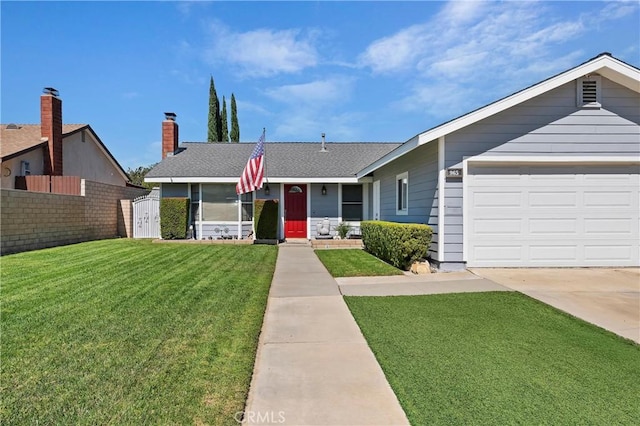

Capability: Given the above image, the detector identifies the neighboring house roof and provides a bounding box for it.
[0,123,131,183]
[0,124,85,159]
[146,142,402,182]
[357,52,640,177]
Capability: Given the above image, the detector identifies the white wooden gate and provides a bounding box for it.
[133,188,160,238]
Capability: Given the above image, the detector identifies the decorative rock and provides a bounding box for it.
[411,261,431,275]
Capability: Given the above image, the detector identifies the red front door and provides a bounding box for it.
[284,184,307,238]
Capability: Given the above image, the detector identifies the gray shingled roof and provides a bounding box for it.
[147,142,403,178]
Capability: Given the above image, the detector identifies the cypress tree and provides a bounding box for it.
[230,93,240,142]
[220,96,229,142]
[207,76,221,142]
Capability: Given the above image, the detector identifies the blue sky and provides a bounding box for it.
[2,1,639,170]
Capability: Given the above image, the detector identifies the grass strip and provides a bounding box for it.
[345,292,640,425]
[1,239,277,425]
[314,249,403,277]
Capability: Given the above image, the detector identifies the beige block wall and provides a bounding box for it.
[1,181,148,255]
[119,199,133,238]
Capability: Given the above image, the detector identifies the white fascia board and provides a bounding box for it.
[595,58,640,92]
[145,176,367,183]
[356,136,419,177]
[467,155,640,164]
[271,177,364,183]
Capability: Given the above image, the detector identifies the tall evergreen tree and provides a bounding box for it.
[230,93,240,143]
[220,96,229,142]
[207,76,221,142]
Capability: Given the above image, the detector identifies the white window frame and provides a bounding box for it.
[396,172,409,215]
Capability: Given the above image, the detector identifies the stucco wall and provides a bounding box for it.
[63,130,127,186]
[1,148,45,189]
[1,180,148,255]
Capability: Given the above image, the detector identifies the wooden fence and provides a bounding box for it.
[15,175,81,195]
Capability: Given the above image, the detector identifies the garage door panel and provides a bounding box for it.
[583,191,632,207]
[472,191,522,207]
[529,191,577,207]
[472,218,521,234]
[584,218,633,235]
[584,245,634,261]
[529,218,577,234]
[473,245,523,262]
[530,245,577,262]
[467,164,639,267]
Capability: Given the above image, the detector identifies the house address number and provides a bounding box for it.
[447,168,463,178]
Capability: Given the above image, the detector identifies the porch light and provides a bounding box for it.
[321,185,327,196]
[264,183,270,195]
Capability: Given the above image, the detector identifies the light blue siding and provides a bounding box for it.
[371,142,439,258]
[310,184,338,217]
[441,77,640,265]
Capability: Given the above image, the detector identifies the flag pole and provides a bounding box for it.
[262,127,268,188]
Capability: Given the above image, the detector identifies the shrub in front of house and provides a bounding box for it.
[361,221,432,270]
[254,199,279,239]
[160,197,190,239]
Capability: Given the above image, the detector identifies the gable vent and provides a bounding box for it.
[581,80,598,103]
[577,75,601,108]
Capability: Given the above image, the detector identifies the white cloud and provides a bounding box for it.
[273,110,365,141]
[204,21,319,77]
[264,77,354,105]
[596,0,639,21]
[360,0,637,120]
[358,24,429,74]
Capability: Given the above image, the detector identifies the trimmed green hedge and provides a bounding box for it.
[254,199,279,239]
[361,221,432,270]
[160,197,189,239]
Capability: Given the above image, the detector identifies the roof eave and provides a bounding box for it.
[145,176,369,184]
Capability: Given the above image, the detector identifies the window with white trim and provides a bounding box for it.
[577,76,601,108]
[396,172,408,215]
[202,184,238,221]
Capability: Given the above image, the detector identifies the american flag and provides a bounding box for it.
[236,130,265,195]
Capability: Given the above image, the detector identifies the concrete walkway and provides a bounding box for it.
[243,246,410,426]
[337,270,513,296]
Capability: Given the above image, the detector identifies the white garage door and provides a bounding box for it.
[467,164,639,267]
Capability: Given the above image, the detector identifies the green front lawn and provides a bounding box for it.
[345,292,640,425]
[1,240,277,425]
[314,249,403,277]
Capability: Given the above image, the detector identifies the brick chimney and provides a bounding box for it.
[41,87,63,175]
[162,112,179,159]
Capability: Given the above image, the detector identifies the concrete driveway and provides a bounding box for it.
[470,268,640,343]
